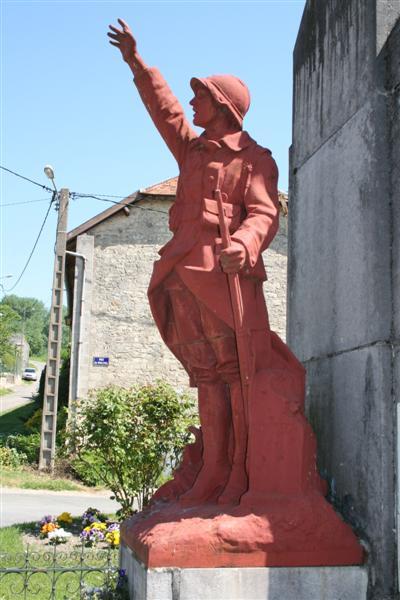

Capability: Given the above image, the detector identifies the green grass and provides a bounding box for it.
[30,354,47,363]
[0,524,25,553]
[0,387,13,396]
[1,467,97,492]
[0,402,37,435]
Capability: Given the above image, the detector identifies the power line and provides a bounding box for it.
[1,198,50,207]
[72,192,169,215]
[4,193,56,293]
[74,192,127,198]
[0,165,53,193]
[1,164,169,215]
[1,165,128,200]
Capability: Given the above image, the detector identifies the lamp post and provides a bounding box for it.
[0,275,13,294]
[39,165,69,471]
[44,165,58,193]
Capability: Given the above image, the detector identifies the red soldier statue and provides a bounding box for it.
[109,19,279,507]
[108,19,363,569]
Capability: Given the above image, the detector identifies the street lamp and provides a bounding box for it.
[44,164,58,193]
[0,274,13,293]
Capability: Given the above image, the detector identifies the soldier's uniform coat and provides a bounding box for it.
[134,67,280,384]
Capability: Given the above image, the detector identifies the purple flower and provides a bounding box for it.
[117,569,127,589]
[39,515,56,526]
[81,507,107,528]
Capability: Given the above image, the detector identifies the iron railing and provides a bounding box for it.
[0,545,123,599]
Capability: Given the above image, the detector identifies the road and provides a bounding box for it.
[1,488,120,527]
[0,361,45,413]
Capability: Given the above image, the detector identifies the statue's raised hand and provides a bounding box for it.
[108,19,137,63]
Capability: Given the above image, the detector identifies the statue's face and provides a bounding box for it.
[190,87,218,128]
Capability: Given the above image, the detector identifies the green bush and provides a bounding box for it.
[6,432,40,464]
[0,445,27,468]
[71,451,106,487]
[69,381,196,517]
[24,408,42,432]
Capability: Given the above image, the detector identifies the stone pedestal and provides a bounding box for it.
[120,543,368,600]
[121,494,363,569]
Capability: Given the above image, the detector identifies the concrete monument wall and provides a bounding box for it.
[288,2,400,599]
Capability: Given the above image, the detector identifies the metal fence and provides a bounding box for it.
[0,545,123,599]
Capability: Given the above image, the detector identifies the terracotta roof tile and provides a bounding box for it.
[141,176,178,196]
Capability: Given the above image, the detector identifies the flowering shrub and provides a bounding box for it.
[40,522,59,537]
[39,514,74,544]
[105,528,120,548]
[48,528,72,544]
[81,507,107,528]
[80,519,121,548]
[38,507,120,549]
[57,511,73,525]
[39,515,57,527]
[70,382,197,516]
[80,522,107,546]
[39,516,60,539]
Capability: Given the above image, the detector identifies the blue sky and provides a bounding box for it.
[1,0,305,307]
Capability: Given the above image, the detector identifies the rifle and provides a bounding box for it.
[214,184,251,421]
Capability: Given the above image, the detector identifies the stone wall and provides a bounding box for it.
[78,197,287,393]
[289,2,400,599]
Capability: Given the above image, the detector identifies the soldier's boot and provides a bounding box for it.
[218,380,248,505]
[179,381,231,507]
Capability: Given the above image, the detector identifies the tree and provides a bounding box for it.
[0,304,21,370]
[0,295,70,357]
[70,382,197,517]
[1,295,49,356]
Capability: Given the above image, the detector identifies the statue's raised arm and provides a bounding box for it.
[108,19,146,76]
[108,18,196,166]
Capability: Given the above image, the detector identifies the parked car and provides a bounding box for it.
[22,367,37,381]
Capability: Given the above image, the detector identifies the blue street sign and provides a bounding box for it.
[93,357,110,366]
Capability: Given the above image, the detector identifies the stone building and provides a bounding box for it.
[66,177,288,405]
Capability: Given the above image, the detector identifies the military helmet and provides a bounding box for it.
[190,74,251,127]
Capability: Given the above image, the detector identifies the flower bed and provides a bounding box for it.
[35,507,120,550]
[3,507,129,598]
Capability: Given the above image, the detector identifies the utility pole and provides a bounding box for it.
[39,188,69,471]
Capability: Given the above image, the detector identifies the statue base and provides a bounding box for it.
[121,492,363,568]
[120,542,368,600]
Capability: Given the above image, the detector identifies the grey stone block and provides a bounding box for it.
[121,544,173,599]
[288,96,391,362]
[292,0,376,166]
[376,0,400,55]
[388,22,400,340]
[304,345,395,597]
[120,544,368,600]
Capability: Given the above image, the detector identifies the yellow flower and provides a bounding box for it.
[105,531,120,547]
[57,512,73,524]
[91,522,107,530]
